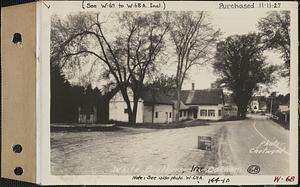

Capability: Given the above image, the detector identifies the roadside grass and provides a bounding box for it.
[270,119,289,130]
[50,123,121,132]
[50,116,248,132]
[112,119,210,129]
[217,116,249,122]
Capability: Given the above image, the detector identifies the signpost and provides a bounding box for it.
[198,136,212,151]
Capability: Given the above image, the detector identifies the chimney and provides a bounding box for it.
[192,83,195,90]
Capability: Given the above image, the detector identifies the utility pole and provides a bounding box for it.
[269,91,278,117]
[270,97,273,115]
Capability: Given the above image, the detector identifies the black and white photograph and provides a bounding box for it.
[45,1,297,183]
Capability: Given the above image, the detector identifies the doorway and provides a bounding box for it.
[193,110,198,119]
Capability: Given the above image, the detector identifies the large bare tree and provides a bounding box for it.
[257,11,290,77]
[169,12,220,121]
[51,12,169,124]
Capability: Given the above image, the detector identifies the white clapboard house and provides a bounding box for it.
[109,88,174,123]
[109,87,225,123]
[178,89,225,121]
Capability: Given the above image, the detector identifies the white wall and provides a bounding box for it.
[198,104,223,120]
[109,90,144,123]
[153,104,173,123]
[179,110,189,120]
[110,101,173,124]
[143,105,153,123]
[110,90,175,124]
[250,100,259,112]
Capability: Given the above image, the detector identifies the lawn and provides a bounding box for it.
[112,119,210,129]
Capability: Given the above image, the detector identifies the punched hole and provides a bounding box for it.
[12,33,22,44]
[14,167,23,176]
[12,144,22,153]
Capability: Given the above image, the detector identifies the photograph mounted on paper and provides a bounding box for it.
[41,1,297,184]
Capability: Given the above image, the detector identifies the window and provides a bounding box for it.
[155,112,158,118]
[208,110,215,117]
[169,112,172,118]
[124,108,128,113]
[180,111,182,117]
[200,110,207,116]
[218,109,222,116]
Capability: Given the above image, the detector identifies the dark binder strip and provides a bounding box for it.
[1,0,36,8]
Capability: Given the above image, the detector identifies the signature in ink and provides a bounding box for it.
[249,139,287,155]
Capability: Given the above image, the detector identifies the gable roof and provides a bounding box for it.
[181,89,224,105]
[111,87,224,106]
[140,89,174,105]
[172,100,189,110]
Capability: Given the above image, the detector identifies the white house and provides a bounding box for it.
[278,105,289,113]
[249,96,267,113]
[109,88,174,124]
[179,89,225,120]
[110,87,226,123]
[249,99,259,112]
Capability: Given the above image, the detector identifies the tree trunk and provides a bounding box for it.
[241,105,247,119]
[237,104,242,118]
[132,95,139,125]
[128,108,137,125]
[237,104,247,119]
[175,87,181,122]
[120,87,135,125]
[128,110,136,125]
[151,105,154,123]
[241,111,246,119]
[98,99,109,123]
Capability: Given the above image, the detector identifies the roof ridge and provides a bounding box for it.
[185,90,196,104]
[182,88,222,91]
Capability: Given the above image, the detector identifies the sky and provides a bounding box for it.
[178,10,290,95]
[52,9,290,95]
[157,10,289,95]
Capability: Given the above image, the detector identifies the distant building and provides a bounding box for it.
[250,99,260,113]
[249,96,267,113]
[78,105,97,123]
[278,105,289,113]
